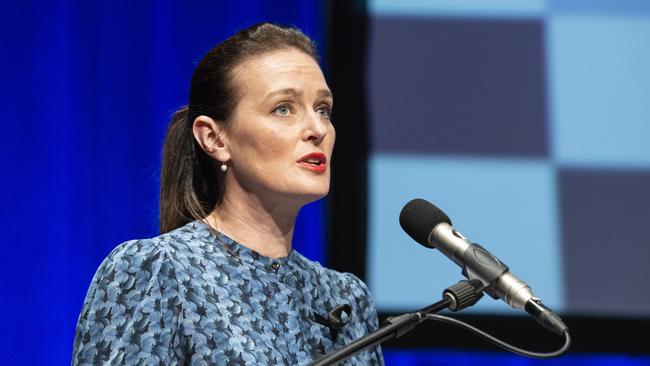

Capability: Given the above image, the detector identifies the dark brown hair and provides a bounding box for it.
[159,23,318,233]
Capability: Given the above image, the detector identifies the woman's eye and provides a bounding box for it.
[317,106,331,119]
[273,104,291,116]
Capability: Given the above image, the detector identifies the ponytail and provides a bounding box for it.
[159,106,219,233]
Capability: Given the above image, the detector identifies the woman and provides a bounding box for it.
[72,23,384,365]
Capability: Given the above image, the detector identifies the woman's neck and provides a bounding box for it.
[206,190,300,259]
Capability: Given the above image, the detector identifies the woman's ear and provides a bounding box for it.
[192,115,231,162]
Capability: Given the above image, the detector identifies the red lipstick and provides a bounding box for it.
[297,152,327,173]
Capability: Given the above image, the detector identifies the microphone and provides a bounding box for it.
[399,198,568,335]
[313,304,352,339]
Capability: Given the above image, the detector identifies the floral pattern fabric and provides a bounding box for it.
[72,220,384,365]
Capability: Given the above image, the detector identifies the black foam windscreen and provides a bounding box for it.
[399,198,452,248]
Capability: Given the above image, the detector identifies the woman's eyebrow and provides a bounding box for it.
[318,89,333,100]
[264,88,333,102]
[265,88,301,102]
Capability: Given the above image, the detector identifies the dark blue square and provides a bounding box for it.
[559,168,650,314]
[368,16,548,157]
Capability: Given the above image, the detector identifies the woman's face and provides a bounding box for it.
[223,48,335,206]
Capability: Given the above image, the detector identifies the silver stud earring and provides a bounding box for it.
[220,162,228,172]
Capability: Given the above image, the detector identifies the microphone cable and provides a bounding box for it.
[423,313,571,358]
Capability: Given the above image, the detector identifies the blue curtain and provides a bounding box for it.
[0,1,324,364]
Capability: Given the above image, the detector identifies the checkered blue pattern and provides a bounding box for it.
[366,0,650,316]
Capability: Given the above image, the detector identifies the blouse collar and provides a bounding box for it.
[192,219,296,271]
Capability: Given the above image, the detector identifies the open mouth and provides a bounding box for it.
[304,159,324,166]
[298,153,327,171]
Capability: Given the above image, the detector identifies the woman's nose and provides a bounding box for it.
[304,111,329,143]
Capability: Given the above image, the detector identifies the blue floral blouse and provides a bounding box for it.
[72,220,384,365]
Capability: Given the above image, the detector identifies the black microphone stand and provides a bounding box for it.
[308,279,484,366]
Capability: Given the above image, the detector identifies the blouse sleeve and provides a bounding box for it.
[72,239,185,365]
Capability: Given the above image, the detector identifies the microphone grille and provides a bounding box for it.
[399,198,452,248]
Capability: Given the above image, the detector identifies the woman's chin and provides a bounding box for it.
[289,186,329,205]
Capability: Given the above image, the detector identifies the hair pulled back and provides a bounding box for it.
[160,23,318,233]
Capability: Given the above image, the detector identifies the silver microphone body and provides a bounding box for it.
[428,222,534,310]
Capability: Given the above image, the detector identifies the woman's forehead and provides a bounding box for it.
[233,49,329,99]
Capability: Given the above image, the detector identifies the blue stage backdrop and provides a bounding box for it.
[0,1,325,364]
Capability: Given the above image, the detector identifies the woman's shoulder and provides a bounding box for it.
[76,221,212,327]
[292,252,373,298]
[291,252,380,338]
[102,220,216,267]
[78,221,213,303]
[73,224,204,364]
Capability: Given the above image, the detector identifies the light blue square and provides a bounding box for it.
[367,154,563,314]
[547,0,650,15]
[547,16,650,167]
[368,0,545,18]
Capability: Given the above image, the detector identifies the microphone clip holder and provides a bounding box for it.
[307,279,484,366]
